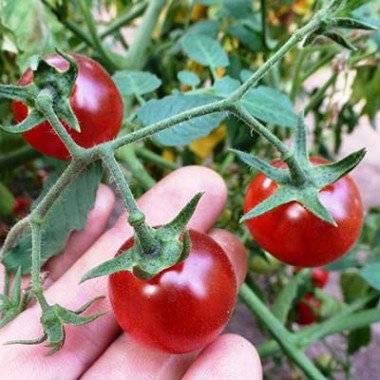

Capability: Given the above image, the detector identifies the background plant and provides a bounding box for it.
[0,0,380,379]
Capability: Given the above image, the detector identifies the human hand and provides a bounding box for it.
[0,166,262,380]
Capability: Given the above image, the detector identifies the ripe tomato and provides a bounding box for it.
[296,292,320,325]
[294,267,330,288]
[244,157,363,267]
[109,230,237,354]
[13,197,31,217]
[12,53,123,160]
[311,268,330,288]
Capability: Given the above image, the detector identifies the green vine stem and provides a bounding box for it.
[116,145,156,190]
[78,0,120,71]
[100,150,158,254]
[260,0,268,52]
[134,146,178,170]
[239,283,326,380]
[124,0,166,69]
[35,90,84,158]
[75,1,148,52]
[41,0,94,49]
[30,221,49,310]
[258,294,379,357]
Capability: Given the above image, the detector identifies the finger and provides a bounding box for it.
[182,334,262,380]
[80,334,197,380]
[0,184,115,294]
[79,229,247,379]
[0,166,227,379]
[45,184,116,284]
[208,229,248,286]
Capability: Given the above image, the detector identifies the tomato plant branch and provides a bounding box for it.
[78,0,120,71]
[134,146,178,170]
[116,145,156,190]
[239,283,326,380]
[258,294,377,357]
[260,0,268,52]
[124,0,166,69]
[35,90,85,158]
[75,1,147,52]
[100,150,158,254]
[30,221,49,311]
[41,0,94,49]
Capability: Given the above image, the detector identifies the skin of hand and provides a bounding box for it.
[0,166,262,380]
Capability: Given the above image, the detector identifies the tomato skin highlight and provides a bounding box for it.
[109,230,237,354]
[244,157,364,267]
[12,53,123,160]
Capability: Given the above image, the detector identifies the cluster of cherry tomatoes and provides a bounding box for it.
[10,53,363,353]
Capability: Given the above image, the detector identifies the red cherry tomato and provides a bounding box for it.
[244,157,363,267]
[311,268,330,288]
[13,197,31,217]
[294,267,330,288]
[12,53,123,160]
[296,292,321,325]
[109,230,237,354]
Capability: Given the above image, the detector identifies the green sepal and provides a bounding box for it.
[0,268,31,328]
[80,249,136,283]
[0,110,45,134]
[323,31,357,51]
[82,193,204,282]
[160,192,203,234]
[0,49,81,135]
[231,149,288,183]
[241,187,297,222]
[0,83,38,103]
[238,114,365,226]
[312,148,366,188]
[4,297,104,355]
[331,17,377,31]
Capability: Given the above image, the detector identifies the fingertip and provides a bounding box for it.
[209,229,248,286]
[183,333,262,380]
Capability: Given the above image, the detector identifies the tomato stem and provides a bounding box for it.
[101,151,159,255]
[35,90,84,158]
[240,283,327,380]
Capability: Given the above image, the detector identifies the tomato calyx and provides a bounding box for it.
[81,193,203,282]
[0,49,80,135]
[0,268,32,328]
[5,296,105,354]
[232,115,365,225]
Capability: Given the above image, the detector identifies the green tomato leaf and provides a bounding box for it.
[213,76,240,98]
[177,70,200,87]
[340,271,370,303]
[0,0,64,69]
[348,326,371,354]
[360,263,380,290]
[181,35,229,69]
[137,94,226,146]
[240,86,298,128]
[183,20,220,38]
[113,70,162,96]
[0,182,15,217]
[227,24,263,53]
[2,162,103,274]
